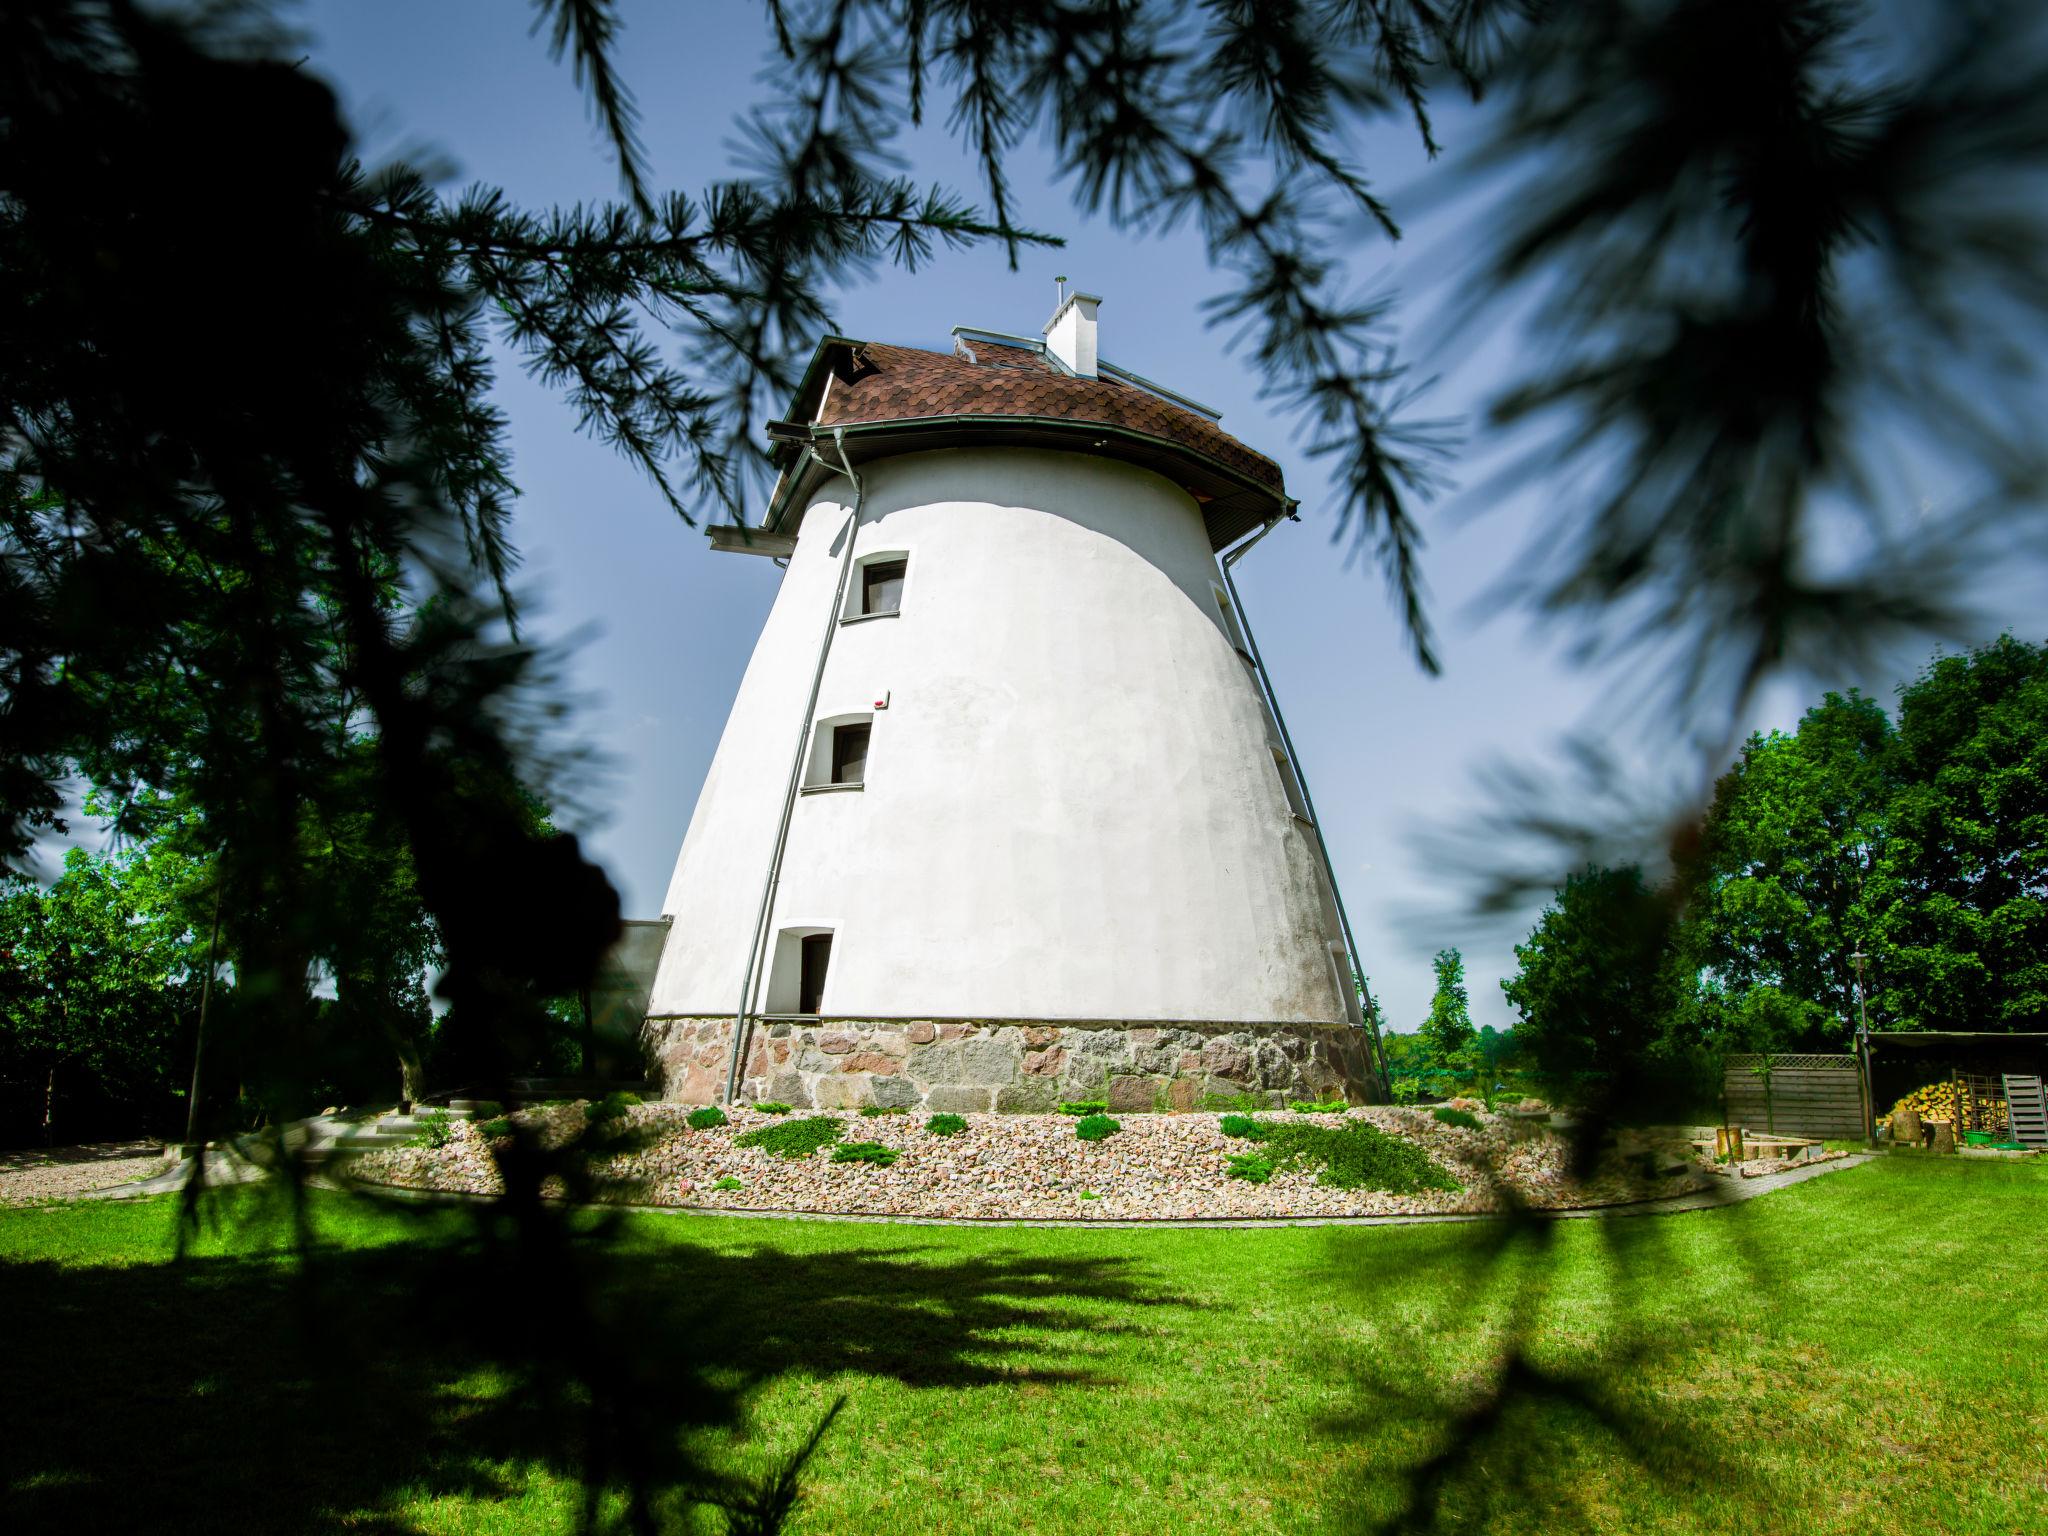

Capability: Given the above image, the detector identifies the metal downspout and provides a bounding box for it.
[721,429,865,1104]
[1221,513,1391,1099]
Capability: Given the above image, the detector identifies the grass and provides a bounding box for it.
[1,1158,2043,1533]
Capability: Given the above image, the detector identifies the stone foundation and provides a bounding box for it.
[640,1016,1379,1112]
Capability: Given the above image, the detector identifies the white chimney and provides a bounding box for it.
[1043,290,1102,378]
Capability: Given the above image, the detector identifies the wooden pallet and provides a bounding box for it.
[2003,1074,2048,1149]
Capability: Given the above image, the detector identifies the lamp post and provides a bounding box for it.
[1850,951,1873,1144]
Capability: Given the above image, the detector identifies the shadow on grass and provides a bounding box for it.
[1315,1156,1786,1534]
[0,1191,1178,1534]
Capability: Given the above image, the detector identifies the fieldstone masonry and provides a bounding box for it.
[641,1016,1378,1111]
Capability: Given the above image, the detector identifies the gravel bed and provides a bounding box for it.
[349,1104,1710,1220]
[0,1141,168,1206]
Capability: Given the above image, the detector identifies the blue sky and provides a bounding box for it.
[289,1,2012,1033]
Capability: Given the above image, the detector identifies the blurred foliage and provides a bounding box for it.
[3,0,2045,1529]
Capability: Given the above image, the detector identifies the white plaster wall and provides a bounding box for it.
[648,447,1350,1024]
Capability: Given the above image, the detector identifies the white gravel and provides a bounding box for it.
[0,1141,168,1206]
[350,1104,1711,1220]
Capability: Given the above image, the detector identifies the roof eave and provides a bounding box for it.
[766,412,1286,551]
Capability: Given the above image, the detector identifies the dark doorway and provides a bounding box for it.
[799,934,833,1015]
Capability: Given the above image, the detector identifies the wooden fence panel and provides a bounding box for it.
[1723,1055,1865,1138]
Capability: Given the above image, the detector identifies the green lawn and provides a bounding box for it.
[2,1157,2042,1534]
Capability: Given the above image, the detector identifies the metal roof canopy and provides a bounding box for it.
[1867,1032,2048,1046]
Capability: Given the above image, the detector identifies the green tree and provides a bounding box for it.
[1419,948,1477,1072]
[1865,637,2048,1030]
[1683,691,1896,1048]
[0,841,207,1141]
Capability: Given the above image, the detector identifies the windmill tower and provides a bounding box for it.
[645,294,1382,1111]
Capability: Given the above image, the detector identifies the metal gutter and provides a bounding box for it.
[1220,511,1391,1099]
[721,428,865,1105]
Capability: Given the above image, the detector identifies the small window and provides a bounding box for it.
[804,711,873,789]
[799,933,833,1015]
[1213,584,1251,656]
[831,722,870,785]
[1273,747,1310,821]
[1330,944,1363,1025]
[862,558,907,616]
[843,550,910,622]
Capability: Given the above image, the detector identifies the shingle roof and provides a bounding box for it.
[811,340,1284,496]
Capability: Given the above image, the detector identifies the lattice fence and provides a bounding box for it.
[1723,1053,1865,1138]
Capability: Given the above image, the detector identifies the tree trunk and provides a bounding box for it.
[42,1063,55,1146]
[397,1041,426,1113]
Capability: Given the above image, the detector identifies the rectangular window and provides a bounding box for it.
[799,933,833,1015]
[831,722,870,785]
[862,558,907,616]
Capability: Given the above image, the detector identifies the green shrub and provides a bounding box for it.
[1290,1099,1347,1114]
[687,1106,728,1130]
[926,1113,968,1137]
[711,1176,743,1191]
[831,1140,899,1166]
[585,1090,642,1125]
[860,1104,909,1117]
[1431,1106,1482,1131]
[1219,1114,1262,1139]
[1058,1100,1109,1116]
[751,1101,793,1114]
[1074,1113,1120,1142]
[1077,1190,1102,1201]
[1226,1152,1275,1184]
[406,1109,455,1149]
[1223,1118,1458,1193]
[1390,1075,1425,1106]
[471,1100,505,1119]
[734,1116,845,1159]
[478,1117,514,1139]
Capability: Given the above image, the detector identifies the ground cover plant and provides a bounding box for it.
[1073,1114,1120,1142]
[1432,1107,1483,1131]
[586,1091,641,1126]
[1231,1119,1458,1193]
[751,1102,793,1115]
[1058,1101,1108,1116]
[687,1107,728,1130]
[406,1110,454,1149]
[925,1114,967,1137]
[733,1115,844,1160]
[1290,1100,1347,1114]
[1225,1152,1275,1184]
[831,1142,899,1167]
[1,1159,2041,1534]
